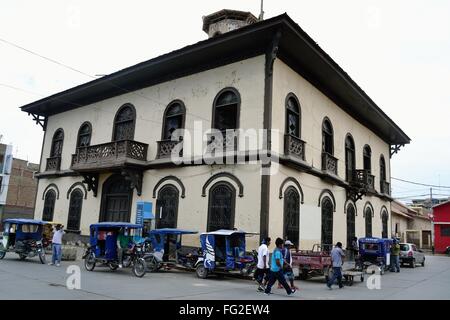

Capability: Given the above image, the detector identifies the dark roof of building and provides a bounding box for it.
[20,13,411,145]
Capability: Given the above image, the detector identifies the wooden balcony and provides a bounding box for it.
[351,169,376,191]
[284,134,306,161]
[45,156,61,171]
[380,180,391,195]
[206,130,238,153]
[156,139,183,159]
[322,152,338,175]
[71,140,148,172]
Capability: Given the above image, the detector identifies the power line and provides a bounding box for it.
[0,36,213,124]
[391,177,450,189]
[0,37,94,79]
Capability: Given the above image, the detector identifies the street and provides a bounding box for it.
[0,253,449,300]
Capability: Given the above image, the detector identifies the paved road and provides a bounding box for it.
[0,253,449,300]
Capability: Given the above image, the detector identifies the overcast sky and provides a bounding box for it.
[1,0,449,201]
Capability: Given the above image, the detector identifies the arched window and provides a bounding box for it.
[112,104,136,141]
[207,182,236,232]
[322,118,334,155]
[382,211,389,238]
[67,189,83,231]
[212,89,240,132]
[156,185,179,229]
[283,187,300,246]
[380,155,386,182]
[321,197,334,250]
[42,189,56,221]
[285,95,301,138]
[346,204,356,250]
[363,145,372,173]
[162,101,185,140]
[77,122,92,148]
[365,207,373,237]
[345,135,356,182]
[50,129,64,158]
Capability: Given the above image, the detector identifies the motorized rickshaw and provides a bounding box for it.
[82,222,147,277]
[145,228,199,272]
[0,219,47,264]
[357,237,393,275]
[195,230,258,279]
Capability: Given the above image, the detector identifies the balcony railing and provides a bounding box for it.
[45,156,61,171]
[71,140,148,170]
[284,134,306,161]
[352,169,375,191]
[322,152,338,175]
[157,139,183,159]
[380,180,391,195]
[206,130,238,153]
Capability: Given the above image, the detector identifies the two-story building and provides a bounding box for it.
[20,10,410,249]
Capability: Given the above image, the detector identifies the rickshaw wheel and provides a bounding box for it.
[147,257,159,273]
[108,263,118,271]
[0,250,6,260]
[196,265,208,279]
[39,251,47,264]
[133,258,146,278]
[84,253,96,271]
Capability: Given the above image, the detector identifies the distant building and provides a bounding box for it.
[432,201,450,254]
[0,143,39,222]
[0,144,14,218]
[391,200,432,248]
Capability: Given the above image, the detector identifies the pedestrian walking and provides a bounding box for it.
[326,242,345,290]
[390,239,401,272]
[49,224,65,267]
[264,238,296,296]
[254,237,271,292]
[280,240,298,291]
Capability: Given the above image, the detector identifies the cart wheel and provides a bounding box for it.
[196,264,209,279]
[0,250,6,260]
[349,276,354,286]
[39,251,46,264]
[84,253,96,271]
[19,254,27,260]
[108,263,118,271]
[132,258,146,278]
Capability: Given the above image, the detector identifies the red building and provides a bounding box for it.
[433,201,450,253]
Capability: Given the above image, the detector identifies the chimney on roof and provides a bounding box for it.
[202,9,258,38]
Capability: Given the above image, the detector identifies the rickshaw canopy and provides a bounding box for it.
[3,219,47,226]
[90,222,142,230]
[150,228,198,236]
[200,229,258,236]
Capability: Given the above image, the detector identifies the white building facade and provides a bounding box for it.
[21,11,410,249]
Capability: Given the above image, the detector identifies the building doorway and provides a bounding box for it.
[100,174,133,222]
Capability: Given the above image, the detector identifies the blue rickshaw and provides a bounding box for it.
[0,219,47,264]
[82,222,147,277]
[145,228,199,272]
[357,237,393,275]
[195,230,258,279]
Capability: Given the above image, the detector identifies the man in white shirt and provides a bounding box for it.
[254,237,271,292]
[49,224,65,267]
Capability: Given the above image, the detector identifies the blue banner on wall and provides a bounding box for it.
[136,201,153,225]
